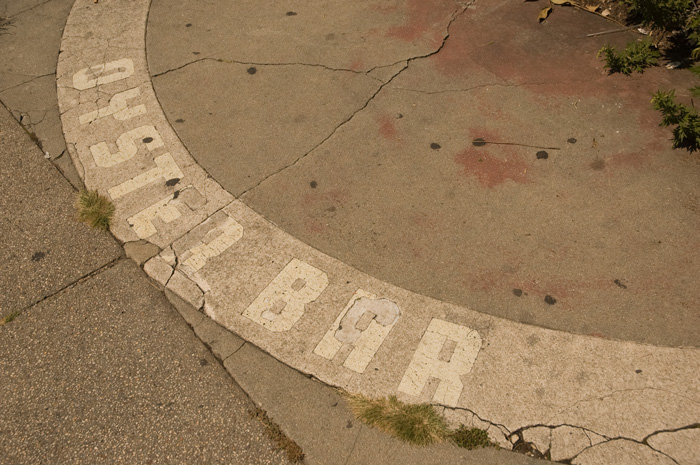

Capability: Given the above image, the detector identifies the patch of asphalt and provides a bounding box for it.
[0,102,121,314]
[0,259,294,465]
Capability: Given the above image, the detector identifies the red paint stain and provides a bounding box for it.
[377,114,398,140]
[454,147,529,188]
[386,0,453,46]
[610,151,647,169]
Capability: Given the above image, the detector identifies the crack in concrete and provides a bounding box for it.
[643,423,700,442]
[342,422,363,465]
[237,1,473,200]
[6,0,57,18]
[548,386,700,429]
[0,73,55,94]
[18,255,125,314]
[151,56,378,80]
[507,420,699,463]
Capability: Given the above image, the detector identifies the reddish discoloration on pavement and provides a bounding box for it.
[385,0,453,47]
[377,114,398,140]
[454,144,529,188]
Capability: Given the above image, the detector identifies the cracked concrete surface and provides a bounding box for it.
[50,0,700,464]
[150,0,700,347]
[0,0,80,188]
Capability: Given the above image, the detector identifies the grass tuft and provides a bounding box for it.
[0,311,21,326]
[249,407,305,463]
[76,189,114,230]
[346,394,449,446]
[0,16,14,35]
[449,425,499,449]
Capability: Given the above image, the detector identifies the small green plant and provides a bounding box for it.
[0,311,21,326]
[76,189,114,230]
[450,425,499,450]
[652,89,700,151]
[347,394,449,445]
[598,38,660,75]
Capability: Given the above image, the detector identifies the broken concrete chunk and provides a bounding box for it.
[522,426,551,454]
[551,425,593,462]
[647,427,700,465]
[159,246,176,266]
[124,239,160,265]
[166,270,204,309]
[143,255,173,286]
[487,424,512,450]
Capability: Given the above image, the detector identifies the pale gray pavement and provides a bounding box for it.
[0,1,542,464]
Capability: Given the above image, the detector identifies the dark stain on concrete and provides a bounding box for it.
[247,67,257,75]
[568,137,577,144]
[590,158,606,171]
[173,190,180,199]
[536,150,548,159]
[31,251,47,261]
[286,11,297,16]
[175,118,184,123]
[614,279,627,289]
[165,178,180,187]
[309,181,317,189]
[472,138,487,147]
[544,295,557,305]
[142,137,153,143]
[430,142,441,150]
[513,288,523,297]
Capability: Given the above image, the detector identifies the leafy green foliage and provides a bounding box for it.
[688,12,700,59]
[652,89,700,151]
[598,38,660,75]
[450,425,499,450]
[76,189,115,231]
[626,0,696,32]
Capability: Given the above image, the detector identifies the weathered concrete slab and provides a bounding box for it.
[206,4,700,347]
[57,0,233,248]
[146,0,464,76]
[151,59,382,196]
[0,104,121,313]
[55,1,700,464]
[0,0,81,187]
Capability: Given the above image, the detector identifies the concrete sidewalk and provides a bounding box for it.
[0,74,533,465]
[2,0,699,464]
[0,2,539,464]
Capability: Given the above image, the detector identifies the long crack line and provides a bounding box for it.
[237,1,473,199]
